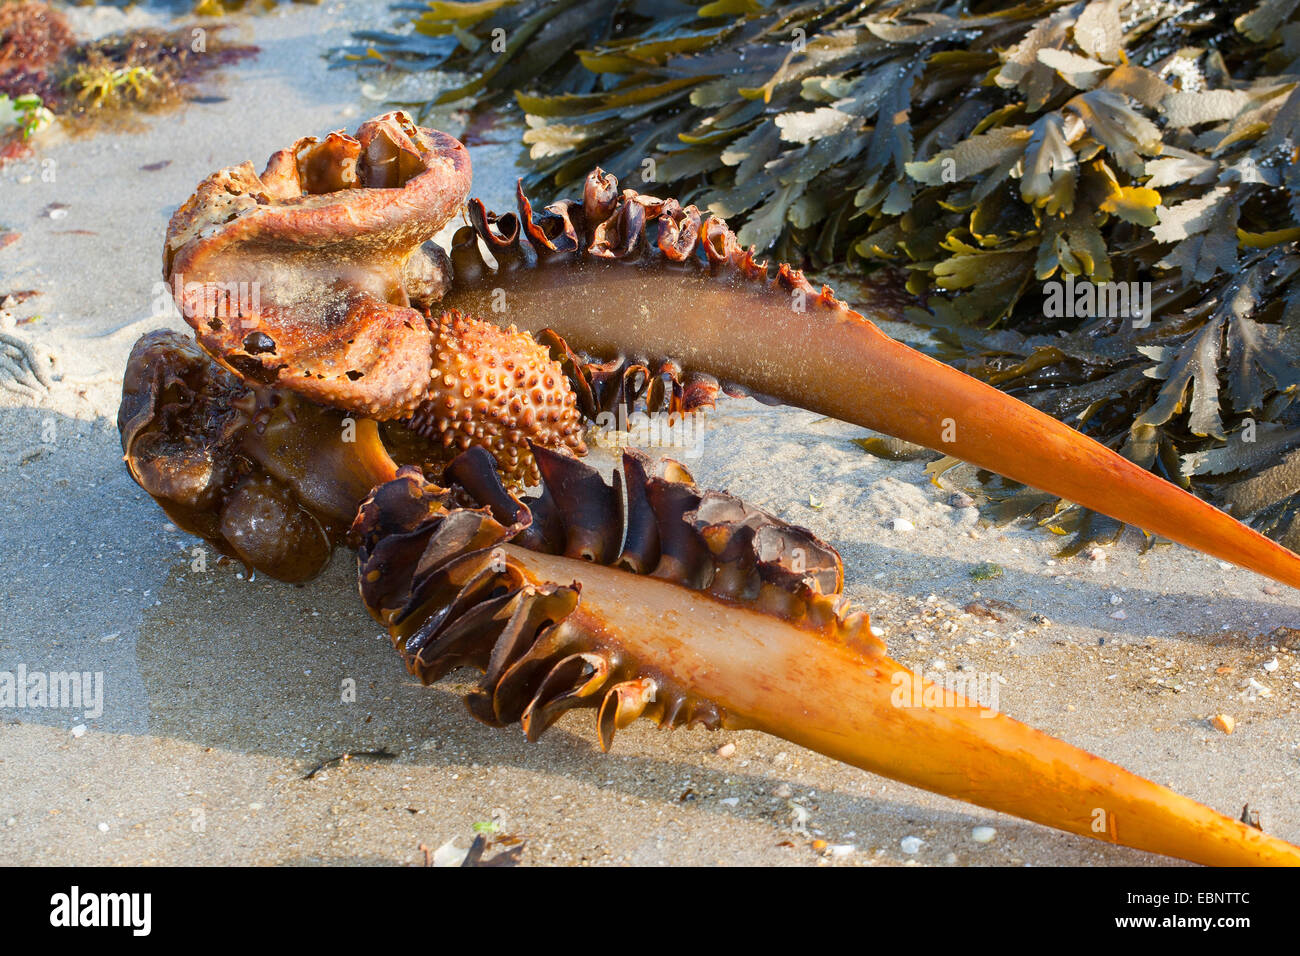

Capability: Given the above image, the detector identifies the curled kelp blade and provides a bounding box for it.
[440,171,1300,591]
[355,446,1300,867]
[119,330,400,581]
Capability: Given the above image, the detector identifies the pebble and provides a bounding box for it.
[70,724,86,738]
[1263,585,1281,596]
[1110,610,1127,620]
[891,518,916,532]
[715,742,736,758]
[1263,658,1279,673]
[828,844,855,859]
[950,492,975,508]
[1109,594,1123,606]
[719,796,739,807]
[971,826,997,843]
[1211,714,1235,734]
[900,835,924,854]
[1087,547,1107,562]
[773,784,793,799]
[97,823,109,833]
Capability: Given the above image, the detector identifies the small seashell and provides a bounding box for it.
[433,839,469,867]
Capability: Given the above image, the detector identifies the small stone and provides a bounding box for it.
[1263,585,1281,596]
[70,724,86,738]
[1086,547,1107,562]
[773,784,793,799]
[1110,610,1127,620]
[891,518,916,532]
[719,796,739,807]
[1109,594,1123,606]
[828,844,855,859]
[97,823,109,833]
[950,492,975,508]
[1211,714,1235,735]
[900,835,924,855]
[812,839,827,851]
[1217,562,1232,571]
[971,826,997,843]
[1263,658,1279,673]
[716,742,736,758]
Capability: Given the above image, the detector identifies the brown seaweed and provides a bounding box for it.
[351,444,1300,867]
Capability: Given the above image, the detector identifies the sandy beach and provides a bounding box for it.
[1,1,1297,866]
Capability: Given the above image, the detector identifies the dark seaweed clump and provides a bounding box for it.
[0,1,257,131]
[352,0,1300,552]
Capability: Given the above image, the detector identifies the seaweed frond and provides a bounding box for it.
[357,0,1300,550]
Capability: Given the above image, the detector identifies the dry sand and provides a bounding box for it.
[0,1,1297,867]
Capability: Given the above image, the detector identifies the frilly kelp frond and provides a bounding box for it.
[354,0,1300,549]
